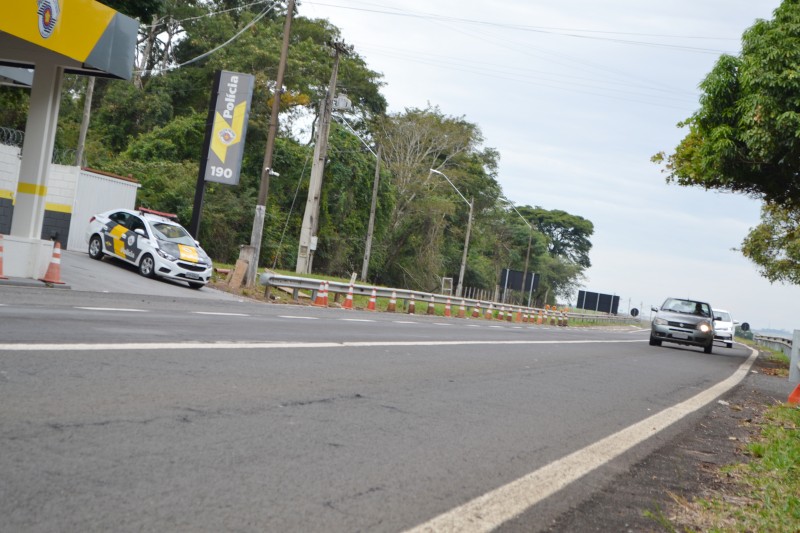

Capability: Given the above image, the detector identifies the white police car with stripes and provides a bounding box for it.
[86,208,213,289]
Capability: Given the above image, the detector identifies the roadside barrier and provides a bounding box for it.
[0,234,7,280]
[457,299,466,319]
[444,297,452,317]
[39,241,65,285]
[367,287,377,311]
[343,283,354,309]
[258,273,638,327]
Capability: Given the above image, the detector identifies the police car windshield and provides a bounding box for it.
[151,222,195,246]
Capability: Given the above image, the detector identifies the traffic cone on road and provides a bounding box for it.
[472,301,481,319]
[537,309,543,325]
[39,241,65,285]
[789,384,800,404]
[427,294,436,315]
[313,281,326,307]
[444,297,452,317]
[497,306,505,321]
[0,234,7,280]
[323,281,330,306]
[343,283,354,310]
[457,299,466,319]
[485,303,494,320]
[367,287,377,311]
[407,293,416,314]
[387,290,397,312]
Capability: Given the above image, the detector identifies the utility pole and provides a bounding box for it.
[296,41,350,274]
[360,145,381,282]
[245,0,295,287]
[457,198,474,298]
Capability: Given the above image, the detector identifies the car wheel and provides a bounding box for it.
[88,235,104,260]
[704,341,713,354]
[649,334,662,346]
[138,253,156,278]
[726,342,733,349]
[187,281,204,290]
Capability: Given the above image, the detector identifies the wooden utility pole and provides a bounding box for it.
[296,41,350,274]
[246,0,295,287]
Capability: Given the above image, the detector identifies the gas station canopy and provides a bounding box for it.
[0,0,138,80]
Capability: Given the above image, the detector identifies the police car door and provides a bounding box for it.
[103,212,146,265]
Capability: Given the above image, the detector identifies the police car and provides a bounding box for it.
[85,208,213,289]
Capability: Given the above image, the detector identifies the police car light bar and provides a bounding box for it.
[138,207,178,220]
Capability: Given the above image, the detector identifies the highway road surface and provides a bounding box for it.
[0,254,756,532]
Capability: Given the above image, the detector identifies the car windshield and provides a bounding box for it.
[661,298,711,317]
[715,311,731,322]
[151,222,196,246]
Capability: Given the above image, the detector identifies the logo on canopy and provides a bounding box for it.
[37,0,60,39]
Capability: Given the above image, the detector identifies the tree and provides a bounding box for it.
[740,203,800,284]
[654,1,800,284]
[653,1,800,207]
[521,207,594,268]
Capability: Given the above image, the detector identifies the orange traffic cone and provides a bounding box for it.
[39,241,65,285]
[788,384,800,404]
[407,293,416,314]
[497,306,505,321]
[313,281,326,307]
[537,309,543,325]
[387,290,397,312]
[367,287,377,311]
[0,234,7,280]
[343,283,354,309]
[427,294,436,315]
[457,299,466,319]
[444,297,452,317]
[323,281,330,306]
[472,301,481,319]
[485,303,494,320]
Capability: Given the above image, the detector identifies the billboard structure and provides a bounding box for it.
[576,290,620,315]
[499,268,540,305]
[189,70,255,236]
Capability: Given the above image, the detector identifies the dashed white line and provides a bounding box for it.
[75,307,147,313]
[278,315,319,320]
[194,312,250,317]
[339,318,375,323]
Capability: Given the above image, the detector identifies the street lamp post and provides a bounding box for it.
[506,199,534,307]
[429,168,473,298]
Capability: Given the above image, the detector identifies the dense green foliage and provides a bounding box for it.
[654,0,800,286]
[0,0,594,305]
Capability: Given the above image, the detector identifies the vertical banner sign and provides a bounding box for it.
[203,70,255,185]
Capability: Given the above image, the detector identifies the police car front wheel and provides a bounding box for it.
[139,254,156,278]
[88,235,104,260]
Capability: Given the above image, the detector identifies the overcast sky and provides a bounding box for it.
[299,0,796,332]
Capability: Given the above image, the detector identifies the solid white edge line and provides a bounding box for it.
[403,347,760,533]
[0,339,646,351]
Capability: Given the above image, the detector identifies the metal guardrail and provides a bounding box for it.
[754,334,793,357]
[259,272,636,326]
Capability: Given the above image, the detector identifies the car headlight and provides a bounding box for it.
[156,248,177,261]
[653,317,667,325]
[697,322,712,333]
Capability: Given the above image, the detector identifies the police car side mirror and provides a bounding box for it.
[134,228,145,236]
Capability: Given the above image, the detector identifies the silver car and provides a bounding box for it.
[650,297,715,354]
[712,309,738,349]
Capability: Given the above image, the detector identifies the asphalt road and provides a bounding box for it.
[0,258,757,532]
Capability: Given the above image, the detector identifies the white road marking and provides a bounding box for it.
[0,339,646,352]
[74,307,147,313]
[433,323,452,326]
[339,318,375,322]
[278,315,318,320]
[403,347,760,533]
[194,312,250,317]
[393,321,418,324]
